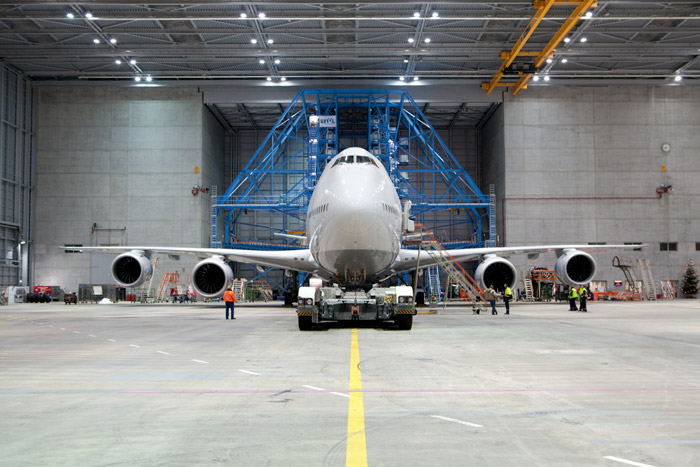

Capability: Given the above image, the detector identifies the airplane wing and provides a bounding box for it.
[74,246,319,275]
[390,244,642,273]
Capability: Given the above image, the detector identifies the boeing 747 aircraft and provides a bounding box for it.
[78,148,634,327]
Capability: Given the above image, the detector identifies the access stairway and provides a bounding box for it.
[611,256,643,300]
[636,258,657,300]
[416,224,485,313]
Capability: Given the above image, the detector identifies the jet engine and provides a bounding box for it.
[474,255,518,291]
[111,251,153,288]
[554,249,596,286]
[191,256,234,299]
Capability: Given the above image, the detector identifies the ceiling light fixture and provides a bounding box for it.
[129,59,136,65]
[424,38,431,43]
[674,75,682,82]
[561,58,568,63]
[580,37,587,42]
[544,75,550,81]
[564,37,571,43]
[274,59,281,64]
[251,38,257,44]
[240,13,247,18]
[145,75,152,82]
[585,11,593,18]
[115,59,122,65]
[399,76,405,81]
[267,38,274,44]
[533,75,540,82]
[432,12,439,18]
[259,59,265,64]
[413,12,420,18]
[413,76,419,81]
[258,12,266,19]
[110,38,117,44]
[280,77,286,81]
[134,76,141,82]
[266,77,272,81]
[408,37,414,43]
[403,59,409,63]
[93,38,100,44]
[546,58,552,63]
[66,12,74,19]
[85,12,93,19]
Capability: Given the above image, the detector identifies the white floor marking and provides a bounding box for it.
[73,331,80,334]
[129,344,140,348]
[60,328,66,330]
[238,369,260,376]
[302,385,325,391]
[603,456,656,467]
[48,325,54,327]
[192,359,209,364]
[330,392,350,398]
[430,415,483,428]
[157,350,170,355]
[107,339,116,342]
[89,335,97,338]
[39,323,44,325]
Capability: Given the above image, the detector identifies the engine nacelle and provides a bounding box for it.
[111,251,153,288]
[191,256,234,299]
[474,255,518,292]
[555,249,596,286]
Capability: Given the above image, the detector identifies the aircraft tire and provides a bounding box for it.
[298,315,312,331]
[396,314,413,330]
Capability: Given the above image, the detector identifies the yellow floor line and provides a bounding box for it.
[0,315,31,322]
[346,328,367,467]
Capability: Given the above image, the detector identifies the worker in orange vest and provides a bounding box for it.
[223,287,236,320]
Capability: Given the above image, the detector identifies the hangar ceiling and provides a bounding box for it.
[2,1,699,129]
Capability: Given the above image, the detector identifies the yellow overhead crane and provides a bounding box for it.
[481,0,597,96]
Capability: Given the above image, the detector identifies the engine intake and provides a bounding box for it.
[192,256,234,299]
[474,256,518,292]
[555,249,596,286]
[111,251,153,288]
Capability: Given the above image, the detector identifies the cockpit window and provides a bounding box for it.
[331,154,378,167]
[332,155,354,167]
[355,155,378,166]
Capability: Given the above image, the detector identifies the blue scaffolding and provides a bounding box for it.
[213,89,493,254]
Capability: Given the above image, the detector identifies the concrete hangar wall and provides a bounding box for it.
[28,83,700,294]
[482,85,700,294]
[33,87,225,292]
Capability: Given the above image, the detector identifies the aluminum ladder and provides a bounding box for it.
[426,267,442,303]
[520,271,534,301]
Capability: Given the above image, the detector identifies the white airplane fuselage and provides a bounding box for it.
[307,148,402,285]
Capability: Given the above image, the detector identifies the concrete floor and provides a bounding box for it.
[1,300,700,467]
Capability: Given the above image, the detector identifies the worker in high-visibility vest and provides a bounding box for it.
[568,286,579,311]
[578,285,588,312]
[503,284,513,315]
[223,287,236,320]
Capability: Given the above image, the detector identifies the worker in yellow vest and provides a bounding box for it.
[223,287,236,320]
[578,285,588,312]
[568,286,578,311]
[503,283,513,314]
